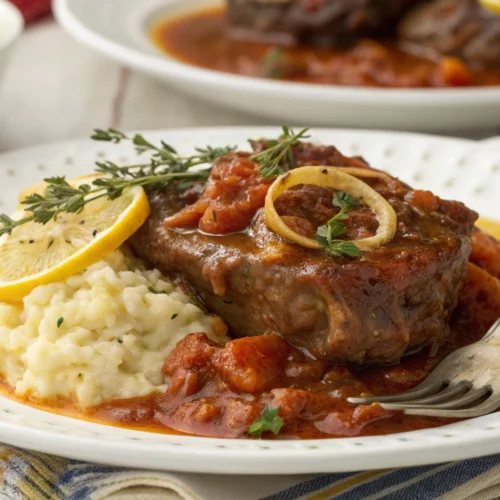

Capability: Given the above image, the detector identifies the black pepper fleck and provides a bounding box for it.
[92,230,98,237]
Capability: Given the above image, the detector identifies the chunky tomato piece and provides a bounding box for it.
[164,154,272,234]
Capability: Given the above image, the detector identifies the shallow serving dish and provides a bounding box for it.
[54,0,500,132]
[0,127,498,473]
[0,0,23,80]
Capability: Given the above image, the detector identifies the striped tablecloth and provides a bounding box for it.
[2,18,500,500]
[2,444,500,499]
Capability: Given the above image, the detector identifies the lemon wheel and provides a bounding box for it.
[0,176,150,302]
[480,0,500,14]
[476,217,500,239]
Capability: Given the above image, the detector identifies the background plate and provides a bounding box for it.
[54,0,500,132]
[0,127,499,474]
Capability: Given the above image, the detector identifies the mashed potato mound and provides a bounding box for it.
[0,248,227,407]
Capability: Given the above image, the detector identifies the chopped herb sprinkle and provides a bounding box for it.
[57,317,64,328]
[116,338,123,344]
[248,406,284,437]
[92,230,98,237]
[148,286,168,295]
[171,313,178,320]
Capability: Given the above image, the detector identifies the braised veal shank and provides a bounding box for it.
[227,0,418,46]
[130,143,477,364]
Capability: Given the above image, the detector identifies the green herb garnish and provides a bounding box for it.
[1,127,310,237]
[148,286,168,295]
[261,47,285,79]
[250,126,310,178]
[57,317,64,328]
[0,130,235,237]
[248,406,284,437]
[332,191,360,211]
[171,313,178,320]
[316,192,362,258]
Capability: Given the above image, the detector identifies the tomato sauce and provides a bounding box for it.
[150,8,500,88]
[0,238,497,439]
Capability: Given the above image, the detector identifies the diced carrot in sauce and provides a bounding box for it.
[440,57,474,87]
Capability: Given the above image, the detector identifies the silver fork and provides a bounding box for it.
[348,318,500,418]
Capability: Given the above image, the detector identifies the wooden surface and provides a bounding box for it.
[0,19,498,153]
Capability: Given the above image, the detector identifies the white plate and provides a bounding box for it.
[53,0,500,133]
[0,127,499,474]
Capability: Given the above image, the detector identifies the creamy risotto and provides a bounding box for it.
[0,248,227,407]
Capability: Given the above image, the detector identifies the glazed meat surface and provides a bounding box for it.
[227,0,418,46]
[398,0,500,69]
[130,143,477,364]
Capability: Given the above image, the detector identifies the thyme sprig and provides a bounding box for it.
[250,126,310,178]
[316,191,362,258]
[92,128,235,172]
[0,130,235,237]
[0,126,310,238]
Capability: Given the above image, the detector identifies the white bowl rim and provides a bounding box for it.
[0,0,24,51]
[53,0,500,106]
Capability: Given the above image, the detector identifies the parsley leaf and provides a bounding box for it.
[148,286,168,295]
[248,406,284,437]
[324,241,361,258]
[315,195,362,259]
[332,191,360,211]
[57,317,64,328]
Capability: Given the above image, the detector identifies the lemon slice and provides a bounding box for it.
[480,0,500,13]
[477,217,500,239]
[0,176,150,302]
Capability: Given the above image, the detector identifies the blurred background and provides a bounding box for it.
[0,0,265,152]
[1,0,500,152]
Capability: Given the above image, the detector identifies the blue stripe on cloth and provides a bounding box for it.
[56,465,128,499]
[262,472,359,500]
[379,454,500,500]
[331,464,444,500]
[265,454,500,500]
